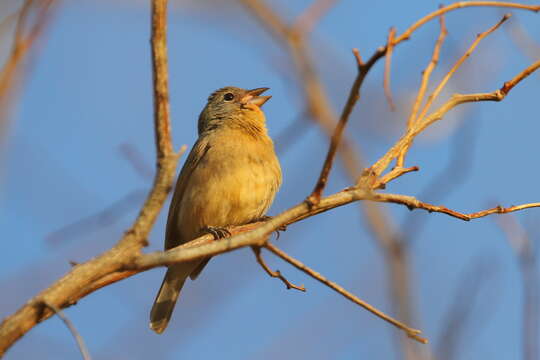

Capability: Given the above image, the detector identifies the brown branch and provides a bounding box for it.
[373,193,540,221]
[251,246,306,291]
[383,27,397,111]
[396,14,510,169]
[374,166,419,190]
[263,242,427,344]
[0,0,180,354]
[406,13,447,131]
[3,2,540,355]
[398,13,447,167]
[368,58,540,180]
[43,302,92,360]
[307,49,377,204]
[394,2,539,46]
[416,14,510,126]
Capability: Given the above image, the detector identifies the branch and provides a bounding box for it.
[251,246,306,291]
[239,0,364,202]
[43,302,92,360]
[369,58,540,181]
[264,243,427,344]
[415,14,510,127]
[383,27,397,111]
[3,2,540,355]
[374,193,540,221]
[0,0,180,354]
[398,13,447,167]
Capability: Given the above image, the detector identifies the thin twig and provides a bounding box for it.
[307,49,378,204]
[373,193,540,221]
[406,13,447,130]
[416,14,511,125]
[251,246,306,291]
[264,242,427,343]
[368,58,540,179]
[43,302,92,360]
[374,166,419,190]
[394,2,539,46]
[383,27,397,111]
[397,13,447,167]
[395,13,510,175]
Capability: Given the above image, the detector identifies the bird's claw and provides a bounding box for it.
[202,226,231,239]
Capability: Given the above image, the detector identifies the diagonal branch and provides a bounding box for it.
[263,242,427,344]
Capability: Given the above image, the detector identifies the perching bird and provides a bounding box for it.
[149,86,282,333]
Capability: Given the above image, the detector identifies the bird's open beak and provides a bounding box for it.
[242,87,271,107]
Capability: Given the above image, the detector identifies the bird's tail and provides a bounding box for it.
[149,265,190,334]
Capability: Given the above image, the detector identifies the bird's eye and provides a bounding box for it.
[223,93,235,101]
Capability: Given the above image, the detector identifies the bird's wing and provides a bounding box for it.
[164,138,211,250]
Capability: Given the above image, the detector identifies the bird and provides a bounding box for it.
[149,86,282,334]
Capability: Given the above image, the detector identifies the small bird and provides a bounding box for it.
[149,86,282,333]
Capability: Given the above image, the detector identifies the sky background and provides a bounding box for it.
[1,0,540,359]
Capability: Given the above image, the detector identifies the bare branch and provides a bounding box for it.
[0,0,181,353]
[264,243,427,344]
[398,13,447,167]
[383,27,397,111]
[394,2,539,45]
[252,246,306,292]
[374,193,540,221]
[369,58,540,180]
[44,302,92,360]
[416,14,510,125]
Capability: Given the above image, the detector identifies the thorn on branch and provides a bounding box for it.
[251,246,306,292]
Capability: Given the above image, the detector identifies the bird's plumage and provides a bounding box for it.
[150,86,281,333]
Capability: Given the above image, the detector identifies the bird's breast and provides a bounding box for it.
[176,131,281,242]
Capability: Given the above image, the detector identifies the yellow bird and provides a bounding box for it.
[150,86,282,333]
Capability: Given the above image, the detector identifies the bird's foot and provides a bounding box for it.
[202,226,231,239]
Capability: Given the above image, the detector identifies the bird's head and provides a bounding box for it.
[198,86,271,135]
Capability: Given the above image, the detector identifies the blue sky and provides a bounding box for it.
[1,1,540,359]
